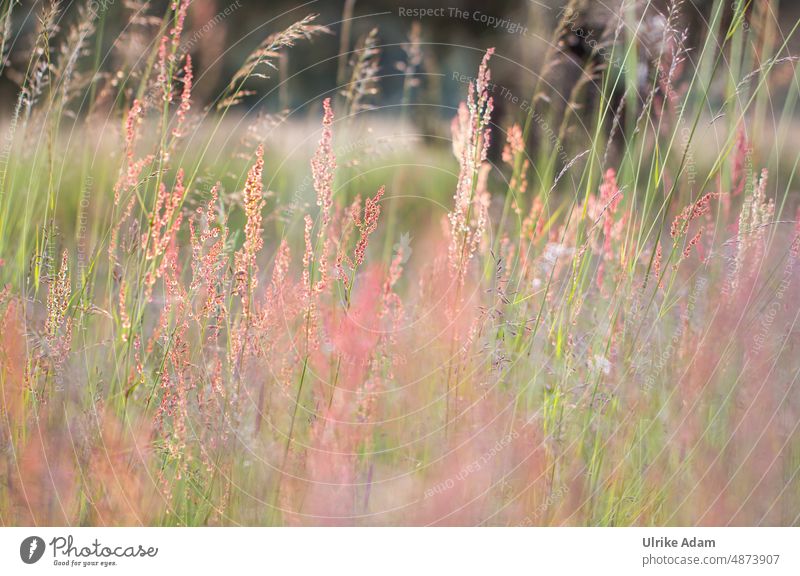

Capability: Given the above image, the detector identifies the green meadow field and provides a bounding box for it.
[1,0,800,526]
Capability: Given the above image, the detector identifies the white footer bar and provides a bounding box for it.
[1,528,797,575]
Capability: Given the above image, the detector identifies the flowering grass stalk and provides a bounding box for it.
[1,1,800,527]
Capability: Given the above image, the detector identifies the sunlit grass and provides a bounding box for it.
[1,0,799,526]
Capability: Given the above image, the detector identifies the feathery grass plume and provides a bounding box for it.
[733,168,773,287]
[311,98,336,292]
[593,168,623,289]
[142,169,187,296]
[19,0,61,120]
[52,0,97,108]
[654,0,690,119]
[218,14,330,110]
[43,251,73,381]
[156,35,172,104]
[448,48,495,283]
[169,0,189,54]
[313,98,335,228]
[45,250,70,343]
[502,124,524,165]
[301,213,317,341]
[234,145,265,311]
[330,200,351,281]
[321,184,385,414]
[260,238,291,334]
[153,0,189,105]
[445,49,497,428]
[118,279,131,341]
[398,21,423,98]
[670,191,719,240]
[0,0,14,76]
[110,95,154,273]
[669,190,719,265]
[598,169,622,255]
[342,27,381,115]
[171,54,193,138]
[189,184,228,320]
[380,246,405,325]
[652,242,663,287]
[374,246,407,379]
[335,186,385,301]
[503,123,529,214]
[353,186,385,268]
[731,127,751,197]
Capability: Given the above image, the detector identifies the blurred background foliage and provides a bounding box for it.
[2,0,798,123]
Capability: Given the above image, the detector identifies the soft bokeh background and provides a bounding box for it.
[2,0,799,118]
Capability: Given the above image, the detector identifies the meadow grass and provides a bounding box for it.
[1,0,800,526]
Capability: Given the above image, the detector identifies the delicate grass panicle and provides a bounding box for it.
[0,1,799,527]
